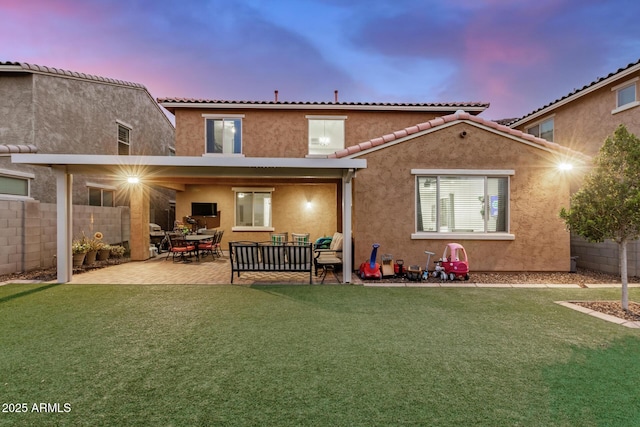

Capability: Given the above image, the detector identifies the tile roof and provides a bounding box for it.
[158,98,489,113]
[0,61,146,89]
[510,58,640,126]
[0,144,38,154]
[328,110,591,162]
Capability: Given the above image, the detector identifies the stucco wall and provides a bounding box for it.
[0,72,175,209]
[0,199,129,275]
[351,123,572,272]
[174,108,444,157]
[514,69,640,156]
[0,73,34,145]
[175,181,339,248]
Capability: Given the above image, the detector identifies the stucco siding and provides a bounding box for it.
[515,69,640,156]
[352,123,572,272]
[175,181,339,248]
[0,73,34,145]
[175,108,441,157]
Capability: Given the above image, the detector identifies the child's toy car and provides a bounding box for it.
[441,243,469,281]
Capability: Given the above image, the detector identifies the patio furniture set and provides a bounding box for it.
[165,230,224,263]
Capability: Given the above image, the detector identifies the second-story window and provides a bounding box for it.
[612,78,639,114]
[117,122,131,155]
[307,115,346,155]
[526,117,554,142]
[204,115,243,155]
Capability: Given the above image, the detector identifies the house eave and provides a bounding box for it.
[10,154,366,179]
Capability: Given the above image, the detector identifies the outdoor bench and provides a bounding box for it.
[229,241,313,284]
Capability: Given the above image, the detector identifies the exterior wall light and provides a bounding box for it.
[127,176,140,184]
[558,163,573,171]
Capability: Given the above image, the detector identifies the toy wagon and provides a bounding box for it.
[441,243,470,281]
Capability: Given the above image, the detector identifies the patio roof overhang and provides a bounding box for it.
[11,153,366,284]
[10,154,366,181]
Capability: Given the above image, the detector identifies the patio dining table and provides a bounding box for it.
[184,234,214,261]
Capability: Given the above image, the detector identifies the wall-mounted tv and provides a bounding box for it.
[191,202,218,217]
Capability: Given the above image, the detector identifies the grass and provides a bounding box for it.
[1,284,639,426]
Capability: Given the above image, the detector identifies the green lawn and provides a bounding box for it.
[1,284,639,426]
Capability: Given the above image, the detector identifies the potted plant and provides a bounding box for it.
[97,243,111,261]
[110,245,126,260]
[72,240,89,267]
[81,232,103,265]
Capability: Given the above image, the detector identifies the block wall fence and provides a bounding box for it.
[0,200,130,275]
[571,235,640,277]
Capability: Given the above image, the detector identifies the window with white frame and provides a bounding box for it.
[0,169,32,198]
[612,78,639,114]
[117,122,131,155]
[88,184,115,207]
[233,187,273,229]
[526,117,554,142]
[204,115,243,155]
[416,174,509,233]
[307,115,346,155]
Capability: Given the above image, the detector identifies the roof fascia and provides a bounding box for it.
[510,62,640,127]
[10,154,366,178]
[159,101,487,113]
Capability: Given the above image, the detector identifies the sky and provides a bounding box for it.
[2,0,640,121]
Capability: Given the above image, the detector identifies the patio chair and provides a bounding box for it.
[197,234,215,259]
[270,232,288,245]
[291,232,310,246]
[314,232,343,283]
[213,229,225,257]
[165,233,197,262]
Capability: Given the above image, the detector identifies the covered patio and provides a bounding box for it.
[11,154,366,284]
[67,253,349,285]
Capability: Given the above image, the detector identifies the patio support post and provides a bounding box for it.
[55,168,73,283]
[342,169,354,283]
[129,181,150,261]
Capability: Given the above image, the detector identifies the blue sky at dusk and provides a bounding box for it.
[2,0,639,120]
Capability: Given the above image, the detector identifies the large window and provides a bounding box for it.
[88,185,115,207]
[0,169,32,198]
[205,115,243,155]
[526,117,554,142]
[233,188,273,230]
[117,122,131,155]
[307,116,346,155]
[416,175,509,234]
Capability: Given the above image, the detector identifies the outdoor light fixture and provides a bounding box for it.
[127,176,140,184]
[558,163,573,171]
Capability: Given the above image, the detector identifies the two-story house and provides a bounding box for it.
[12,93,588,283]
[510,58,640,275]
[0,61,175,275]
[152,97,587,277]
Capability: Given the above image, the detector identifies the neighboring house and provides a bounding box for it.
[155,98,587,273]
[510,58,640,157]
[0,61,176,228]
[510,59,640,275]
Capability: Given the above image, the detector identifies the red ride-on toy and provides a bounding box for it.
[359,243,382,280]
[441,243,470,281]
